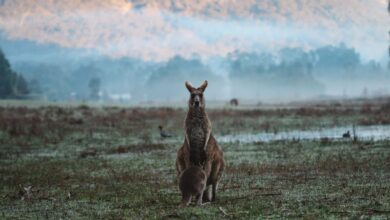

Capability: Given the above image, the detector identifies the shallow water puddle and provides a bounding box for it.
[218,125,390,143]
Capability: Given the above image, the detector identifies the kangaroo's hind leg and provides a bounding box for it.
[210,160,223,202]
[202,185,212,202]
[212,182,219,202]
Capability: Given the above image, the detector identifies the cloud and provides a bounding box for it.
[0,0,388,61]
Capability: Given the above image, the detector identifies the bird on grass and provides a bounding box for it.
[158,125,174,138]
[342,131,351,138]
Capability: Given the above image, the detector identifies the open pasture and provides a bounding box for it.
[1,100,390,219]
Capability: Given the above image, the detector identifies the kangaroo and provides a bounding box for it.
[230,98,239,106]
[178,166,207,207]
[176,80,225,202]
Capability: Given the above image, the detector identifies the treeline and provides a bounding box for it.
[226,43,378,100]
[0,50,29,99]
[8,43,388,102]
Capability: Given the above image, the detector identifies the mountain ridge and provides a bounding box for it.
[0,0,388,61]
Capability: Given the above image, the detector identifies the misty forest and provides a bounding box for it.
[1,43,388,102]
[1,0,390,219]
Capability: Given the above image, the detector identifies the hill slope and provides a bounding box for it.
[0,0,388,61]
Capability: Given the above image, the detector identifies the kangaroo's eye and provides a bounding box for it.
[191,94,195,98]
[199,94,203,98]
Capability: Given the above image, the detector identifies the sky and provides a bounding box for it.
[0,0,388,62]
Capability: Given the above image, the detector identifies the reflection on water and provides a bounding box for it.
[218,125,390,143]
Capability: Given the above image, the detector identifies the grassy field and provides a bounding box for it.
[1,99,390,219]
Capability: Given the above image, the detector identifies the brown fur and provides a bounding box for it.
[179,166,207,207]
[176,80,225,202]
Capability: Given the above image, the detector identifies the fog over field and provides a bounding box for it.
[0,0,389,103]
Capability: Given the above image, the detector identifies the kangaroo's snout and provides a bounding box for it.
[189,93,203,108]
[194,96,200,106]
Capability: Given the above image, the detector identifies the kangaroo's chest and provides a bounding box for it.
[189,125,206,148]
[188,124,207,166]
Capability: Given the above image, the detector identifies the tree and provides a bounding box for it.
[388,0,390,12]
[16,75,29,95]
[313,44,360,72]
[0,49,14,98]
[0,49,29,98]
[388,0,390,70]
[146,56,225,101]
[88,77,101,100]
[228,52,274,79]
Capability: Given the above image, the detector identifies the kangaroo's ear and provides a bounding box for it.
[198,80,208,92]
[185,81,194,93]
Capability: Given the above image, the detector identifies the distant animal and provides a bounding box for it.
[176,80,225,202]
[79,148,97,158]
[230,98,239,106]
[342,131,351,138]
[158,125,173,138]
[178,166,207,207]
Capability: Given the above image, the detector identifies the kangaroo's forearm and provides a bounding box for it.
[203,130,211,151]
[204,160,212,178]
[185,133,190,147]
